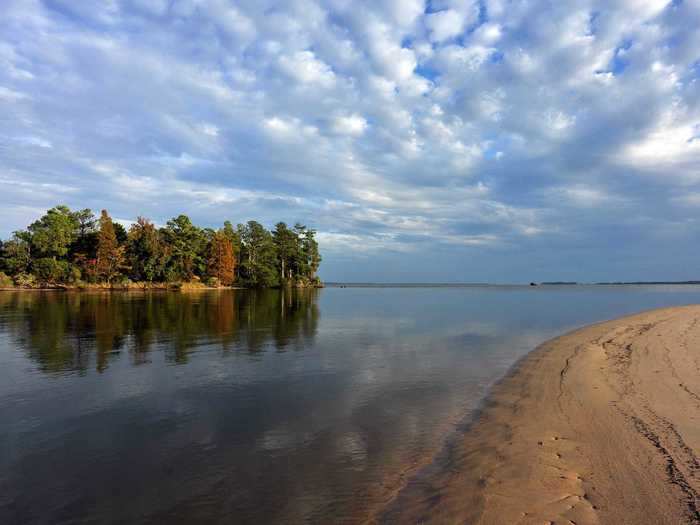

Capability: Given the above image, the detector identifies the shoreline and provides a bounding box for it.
[378,305,700,524]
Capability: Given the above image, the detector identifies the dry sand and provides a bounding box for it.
[380,306,700,524]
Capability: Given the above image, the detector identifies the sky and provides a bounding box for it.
[1,0,699,283]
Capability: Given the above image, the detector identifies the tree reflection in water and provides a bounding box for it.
[0,289,320,374]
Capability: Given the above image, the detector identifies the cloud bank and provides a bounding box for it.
[1,0,699,282]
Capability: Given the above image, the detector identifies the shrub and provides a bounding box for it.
[68,265,82,284]
[33,258,69,283]
[0,272,13,287]
[205,277,221,288]
[14,272,37,288]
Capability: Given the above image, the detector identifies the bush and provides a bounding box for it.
[68,265,82,284]
[205,277,221,288]
[14,272,37,288]
[0,272,13,287]
[164,268,182,284]
[33,258,69,283]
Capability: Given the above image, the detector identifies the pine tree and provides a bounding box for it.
[273,222,299,282]
[127,217,168,282]
[239,221,278,287]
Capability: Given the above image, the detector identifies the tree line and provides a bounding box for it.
[0,205,322,288]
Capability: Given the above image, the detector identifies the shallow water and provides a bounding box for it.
[2,285,700,524]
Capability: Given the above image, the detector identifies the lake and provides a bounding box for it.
[2,285,700,524]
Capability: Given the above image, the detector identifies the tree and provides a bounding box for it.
[127,217,168,282]
[292,223,309,278]
[239,221,277,287]
[207,230,236,285]
[222,221,241,254]
[0,232,32,275]
[113,222,128,245]
[0,205,323,287]
[161,215,207,282]
[272,222,299,282]
[96,210,125,283]
[70,209,98,273]
[28,205,79,259]
[223,220,242,280]
[73,209,97,237]
[303,228,321,279]
[33,258,69,283]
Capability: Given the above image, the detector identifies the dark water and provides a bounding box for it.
[2,285,700,524]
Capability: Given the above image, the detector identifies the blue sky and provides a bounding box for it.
[1,0,699,283]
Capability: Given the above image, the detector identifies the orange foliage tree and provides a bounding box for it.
[207,230,235,285]
[96,210,125,283]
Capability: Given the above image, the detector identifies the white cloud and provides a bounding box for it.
[620,108,700,173]
[0,86,29,101]
[278,50,336,88]
[263,116,319,141]
[332,114,368,136]
[426,10,465,43]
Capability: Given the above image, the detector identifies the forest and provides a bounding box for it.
[0,205,322,289]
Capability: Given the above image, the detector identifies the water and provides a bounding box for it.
[2,285,700,524]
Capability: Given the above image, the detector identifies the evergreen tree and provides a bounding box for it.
[127,217,168,282]
[1,232,32,275]
[239,221,277,287]
[114,223,128,245]
[273,222,299,282]
[28,205,79,259]
[162,215,207,282]
[69,209,98,277]
[303,228,321,280]
[73,209,97,237]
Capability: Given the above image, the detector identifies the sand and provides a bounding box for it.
[380,306,700,524]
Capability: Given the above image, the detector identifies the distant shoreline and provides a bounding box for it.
[381,306,700,524]
[325,281,700,287]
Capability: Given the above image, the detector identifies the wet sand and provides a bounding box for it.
[380,306,700,524]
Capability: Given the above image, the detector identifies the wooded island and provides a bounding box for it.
[0,206,322,289]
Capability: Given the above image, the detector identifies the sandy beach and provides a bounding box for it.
[381,306,700,524]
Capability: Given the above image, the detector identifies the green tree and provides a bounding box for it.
[161,215,207,282]
[272,222,299,282]
[28,205,79,259]
[113,222,128,245]
[33,258,70,283]
[302,228,321,279]
[127,217,169,282]
[239,221,277,287]
[73,208,97,237]
[0,232,32,275]
[69,209,98,271]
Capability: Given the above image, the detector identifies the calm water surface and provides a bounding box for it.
[2,285,700,524]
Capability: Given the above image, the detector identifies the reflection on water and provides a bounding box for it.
[0,289,319,374]
[2,285,700,524]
